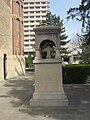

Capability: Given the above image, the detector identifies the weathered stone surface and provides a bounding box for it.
[0,0,25,80]
[0,73,90,120]
[31,25,68,107]
[0,0,12,55]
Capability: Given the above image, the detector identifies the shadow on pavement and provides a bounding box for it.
[3,72,34,107]
[3,72,90,120]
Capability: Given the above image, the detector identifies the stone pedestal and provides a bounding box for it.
[30,59,68,106]
[30,25,68,107]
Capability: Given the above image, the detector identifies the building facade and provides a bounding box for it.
[12,0,24,55]
[23,0,49,56]
[0,0,25,80]
[12,0,25,76]
[3,0,11,7]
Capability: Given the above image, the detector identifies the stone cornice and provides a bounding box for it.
[34,25,60,34]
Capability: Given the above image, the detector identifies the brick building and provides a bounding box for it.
[0,0,25,80]
[12,0,24,55]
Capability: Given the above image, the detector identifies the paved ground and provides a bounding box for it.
[0,72,90,120]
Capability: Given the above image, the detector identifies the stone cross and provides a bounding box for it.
[43,46,53,59]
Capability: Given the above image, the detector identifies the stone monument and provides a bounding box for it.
[30,25,68,106]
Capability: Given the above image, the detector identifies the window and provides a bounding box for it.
[35,2,40,4]
[42,6,46,9]
[36,11,40,13]
[16,19,19,29]
[30,11,34,14]
[24,16,28,18]
[36,16,40,18]
[41,2,46,4]
[24,44,29,47]
[24,2,28,5]
[36,7,40,9]
[24,25,28,28]
[36,20,40,22]
[42,11,46,13]
[24,7,28,9]
[30,16,34,18]
[16,19,20,41]
[30,7,34,9]
[16,31,20,36]
[30,25,34,27]
[24,40,29,42]
[24,30,29,32]
[30,30,34,32]
[21,6,23,18]
[24,21,28,23]
[36,25,39,27]
[30,39,35,41]
[24,12,28,14]
[42,16,46,18]
[30,35,35,37]
[30,2,34,4]
[16,2,20,16]
[24,35,29,37]
[30,21,34,23]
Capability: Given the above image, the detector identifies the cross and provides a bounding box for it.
[43,46,53,59]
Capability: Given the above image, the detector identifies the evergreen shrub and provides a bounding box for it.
[62,64,90,84]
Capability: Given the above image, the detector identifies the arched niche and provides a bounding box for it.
[34,25,61,60]
[40,39,56,59]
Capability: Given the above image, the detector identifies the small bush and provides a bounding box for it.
[62,64,90,84]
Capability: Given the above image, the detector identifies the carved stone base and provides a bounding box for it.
[30,92,68,107]
[30,60,68,107]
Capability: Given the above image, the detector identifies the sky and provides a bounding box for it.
[49,0,82,40]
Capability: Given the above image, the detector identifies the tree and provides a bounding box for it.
[40,11,70,61]
[25,54,34,68]
[78,22,90,63]
[67,0,90,28]
[67,0,90,63]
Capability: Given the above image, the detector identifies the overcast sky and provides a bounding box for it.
[49,0,82,40]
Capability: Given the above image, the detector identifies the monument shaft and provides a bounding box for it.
[30,25,68,107]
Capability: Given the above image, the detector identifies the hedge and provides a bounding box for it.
[62,64,90,84]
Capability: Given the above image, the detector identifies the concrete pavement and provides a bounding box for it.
[0,72,90,120]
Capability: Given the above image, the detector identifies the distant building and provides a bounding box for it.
[0,0,25,80]
[23,0,49,56]
[67,43,81,64]
[69,53,80,64]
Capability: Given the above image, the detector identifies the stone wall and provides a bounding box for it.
[3,0,11,8]
[0,0,25,80]
[13,55,25,76]
[0,0,12,55]
[0,0,13,80]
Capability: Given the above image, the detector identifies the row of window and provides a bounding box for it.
[24,21,39,23]
[24,2,47,5]
[24,6,47,9]
[24,16,46,18]
[24,44,29,47]
[24,30,34,32]
[24,35,35,37]
[24,43,35,47]
[24,25,39,27]
[24,39,35,42]
[24,11,46,14]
